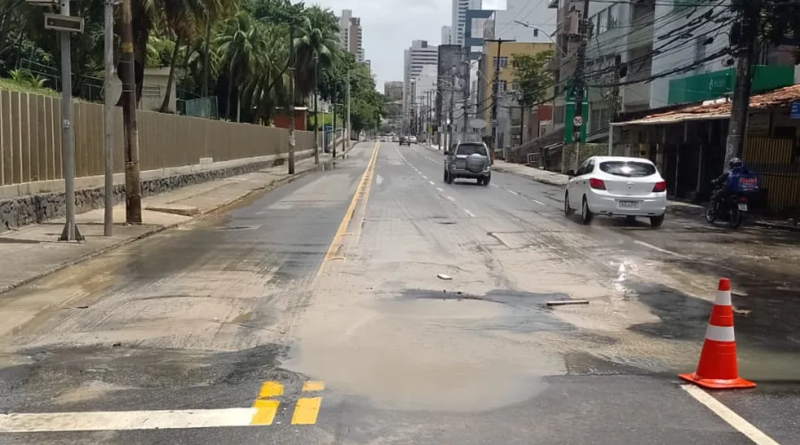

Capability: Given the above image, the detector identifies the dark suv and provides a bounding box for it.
[443,142,491,185]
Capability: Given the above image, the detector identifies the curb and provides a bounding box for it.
[490,166,567,187]
[754,220,800,232]
[0,154,341,296]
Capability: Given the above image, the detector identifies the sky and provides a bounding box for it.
[309,0,451,91]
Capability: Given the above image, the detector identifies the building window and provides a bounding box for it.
[498,80,508,92]
[493,56,508,69]
[597,9,608,34]
[607,4,619,29]
[554,105,565,124]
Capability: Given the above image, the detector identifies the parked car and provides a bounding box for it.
[443,142,491,185]
[409,136,417,144]
[399,136,411,146]
[392,136,399,142]
[564,156,666,227]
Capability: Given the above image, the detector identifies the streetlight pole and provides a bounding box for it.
[102,0,116,236]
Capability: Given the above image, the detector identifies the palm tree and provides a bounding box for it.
[216,11,261,120]
[241,23,289,124]
[293,6,339,159]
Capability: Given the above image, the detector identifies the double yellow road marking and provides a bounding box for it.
[250,380,326,426]
[314,141,381,282]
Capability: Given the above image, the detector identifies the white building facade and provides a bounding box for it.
[403,40,438,115]
[441,26,453,45]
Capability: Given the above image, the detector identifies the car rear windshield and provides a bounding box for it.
[456,143,487,156]
[599,161,656,177]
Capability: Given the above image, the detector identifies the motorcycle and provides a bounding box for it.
[705,188,747,229]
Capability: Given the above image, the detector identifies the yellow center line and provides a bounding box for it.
[313,141,381,284]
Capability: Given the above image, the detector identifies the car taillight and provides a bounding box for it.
[652,181,666,192]
[589,178,606,190]
[739,196,748,203]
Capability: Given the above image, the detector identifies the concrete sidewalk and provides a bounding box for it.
[0,150,347,295]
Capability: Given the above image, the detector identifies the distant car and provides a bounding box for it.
[391,136,399,142]
[443,142,491,185]
[400,136,411,146]
[564,156,667,227]
[409,136,417,144]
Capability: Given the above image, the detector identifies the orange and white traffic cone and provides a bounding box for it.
[679,278,755,390]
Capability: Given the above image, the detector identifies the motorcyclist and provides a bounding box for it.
[710,157,751,206]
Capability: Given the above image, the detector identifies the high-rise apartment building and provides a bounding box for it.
[441,26,453,45]
[452,0,482,46]
[403,40,438,114]
[337,10,365,63]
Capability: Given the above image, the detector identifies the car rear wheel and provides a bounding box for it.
[580,197,593,225]
[650,214,665,228]
[564,192,574,216]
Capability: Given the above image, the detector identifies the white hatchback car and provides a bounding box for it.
[564,156,667,227]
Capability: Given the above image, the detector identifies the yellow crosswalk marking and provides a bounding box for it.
[291,397,322,425]
[301,381,325,392]
[250,381,283,425]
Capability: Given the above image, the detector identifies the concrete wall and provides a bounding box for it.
[0,89,314,190]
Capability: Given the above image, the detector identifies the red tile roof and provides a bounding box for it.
[620,84,800,125]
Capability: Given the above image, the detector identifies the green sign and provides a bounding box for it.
[668,65,794,105]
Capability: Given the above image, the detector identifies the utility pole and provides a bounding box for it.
[120,0,141,224]
[103,0,116,236]
[332,102,337,158]
[56,0,83,241]
[345,70,351,150]
[448,86,455,151]
[572,0,592,145]
[487,38,515,160]
[608,54,622,155]
[725,0,759,165]
[313,55,319,164]
[288,24,296,174]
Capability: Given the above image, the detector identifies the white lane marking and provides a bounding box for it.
[508,190,519,195]
[429,181,435,185]
[436,187,444,192]
[532,199,545,205]
[422,175,427,179]
[464,209,476,217]
[446,196,456,202]
[0,408,258,432]
[633,240,687,258]
[491,184,500,188]
[681,385,780,445]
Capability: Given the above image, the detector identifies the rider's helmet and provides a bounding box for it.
[728,157,743,169]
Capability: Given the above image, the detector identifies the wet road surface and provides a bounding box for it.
[0,141,798,444]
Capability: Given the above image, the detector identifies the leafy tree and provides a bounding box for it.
[511,50,554,109]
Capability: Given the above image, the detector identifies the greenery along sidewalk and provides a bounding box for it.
[3,0,386,133]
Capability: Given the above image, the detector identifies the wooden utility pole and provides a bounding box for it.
[119,0,141,224]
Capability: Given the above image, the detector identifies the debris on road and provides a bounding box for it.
[437,273,452,280]
[546,300,590,307]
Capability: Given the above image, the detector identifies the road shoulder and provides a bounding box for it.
[0,150,352,296]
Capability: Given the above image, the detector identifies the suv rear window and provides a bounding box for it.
[456,143,487,156]
[599,161,656,177]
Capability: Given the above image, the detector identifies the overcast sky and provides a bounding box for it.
[309,0,451,91]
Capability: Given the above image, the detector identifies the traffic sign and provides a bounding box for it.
[573,116,583,127]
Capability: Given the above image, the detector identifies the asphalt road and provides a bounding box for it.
[0,141,797,444]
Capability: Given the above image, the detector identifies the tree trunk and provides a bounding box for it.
[159,33,182,113]
[227,63,235,120]
[120,0,141,224]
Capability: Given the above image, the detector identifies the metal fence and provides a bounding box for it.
[0,89,314,187]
